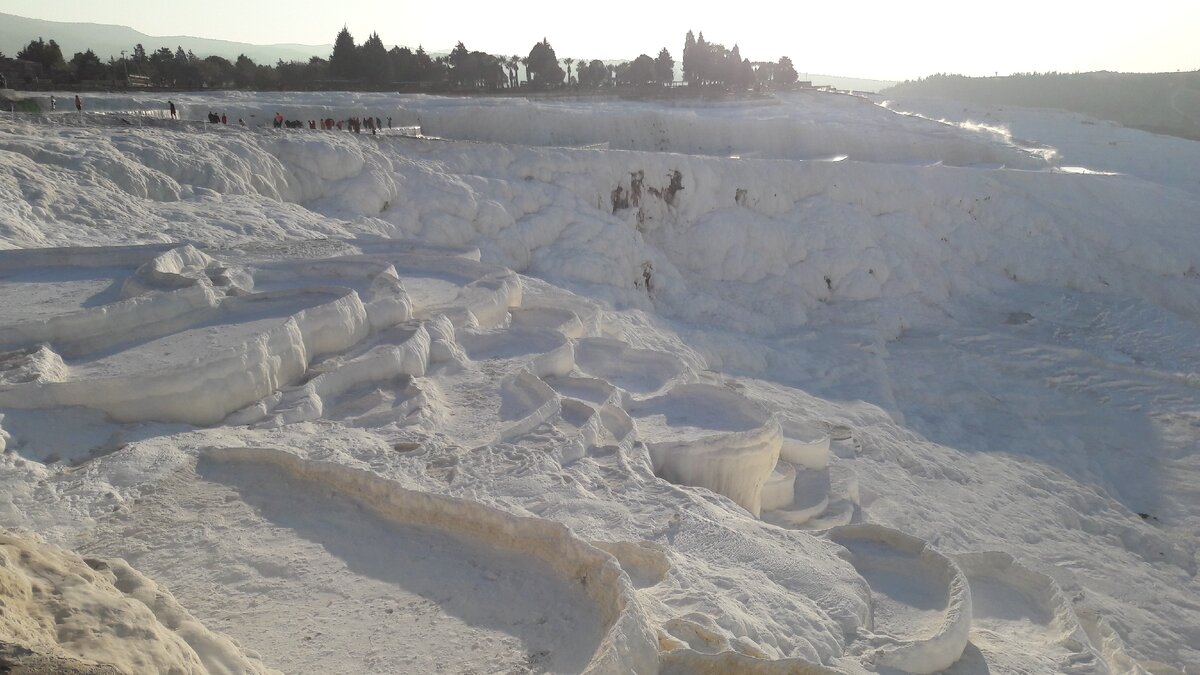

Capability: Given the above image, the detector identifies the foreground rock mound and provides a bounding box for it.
[0,529,277,674]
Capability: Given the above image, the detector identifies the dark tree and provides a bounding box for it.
[307,55,329,82]
[234,54,258,87]
[448,41,472,86]
[753,61,774,87]
[148,47,175,84]
[132,43,147,72]
[449,42,469,69]
[446,43,504,89]
[578,59,607,88]
[69,49,105,81]
[696,32,711,84]
[737,58,755,90]
[199,55,235,87]
[623,54,656,85]
[682,30,696,84]
[17,38,66,72]
[508,54,521,87]
[776,55,798,86]
[415,46,435,83]
[655,48,674,85]
[526,38,564,87]
[389,46,413,82]
[172,46,200,87]
[729,45,754,90]
[330,26,358,80]
[361,32,392,85]
[474,52,506,89]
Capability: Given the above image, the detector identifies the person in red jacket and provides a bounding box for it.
[220,113,227,124]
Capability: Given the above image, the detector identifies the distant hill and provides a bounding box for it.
[0,12,329,65]
[808,74,896,93]
[884,71,1200,141]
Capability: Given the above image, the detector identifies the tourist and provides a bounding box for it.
[169,100,176,119]
[74,95,82,112]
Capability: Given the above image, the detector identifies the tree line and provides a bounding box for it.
[5,29,801,92]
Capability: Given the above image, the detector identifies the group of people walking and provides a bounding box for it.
[77,100,399,133]
[345,116,386,134]
[163,100,243,125]
[269,112,394,135]
[19,95,404,137]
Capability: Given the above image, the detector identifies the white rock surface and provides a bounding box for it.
[0,90,1197,674]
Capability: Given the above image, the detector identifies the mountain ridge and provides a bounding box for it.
[0,12,330,64]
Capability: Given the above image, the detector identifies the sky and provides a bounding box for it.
[2,1,1198,81]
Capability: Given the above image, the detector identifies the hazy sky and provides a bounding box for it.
[3,1,1198,81]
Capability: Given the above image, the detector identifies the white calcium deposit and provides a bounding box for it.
[0,89,1197,674]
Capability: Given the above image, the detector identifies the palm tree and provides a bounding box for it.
[508,55,520,87]
[563,57,574,86]
[520,56,530,86]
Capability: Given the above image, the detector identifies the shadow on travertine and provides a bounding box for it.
[186,447,660,673]
[197,455,606,673]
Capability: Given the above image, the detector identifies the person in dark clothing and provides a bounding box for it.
[74,95,82,112]
[169,100,176,119]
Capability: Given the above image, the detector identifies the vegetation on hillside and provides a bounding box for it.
[885,71,1200,141]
